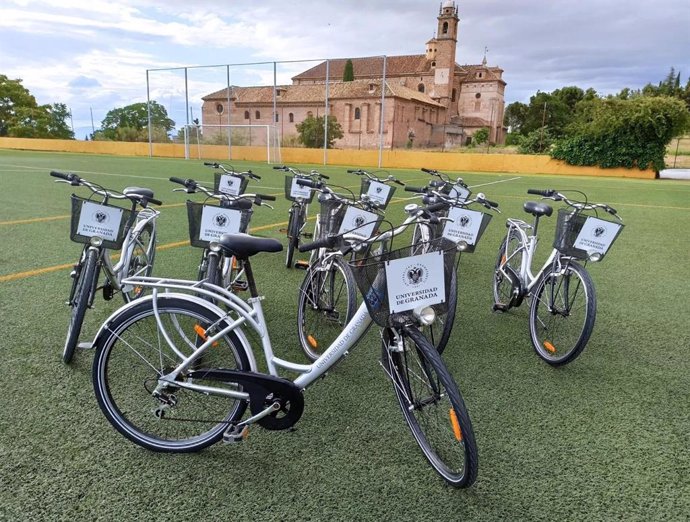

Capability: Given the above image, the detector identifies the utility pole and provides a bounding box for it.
[539,102,547,153]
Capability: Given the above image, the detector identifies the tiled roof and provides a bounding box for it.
[203,79,444,108]
[454,116,491,128]
[292,55,433,80]
[456,65,505,83]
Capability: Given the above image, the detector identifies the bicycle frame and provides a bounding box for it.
[97,276,373,401]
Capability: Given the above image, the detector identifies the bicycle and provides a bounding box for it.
[492,188,624,366]
[50,170,161,364]
[404,169,498,353]
[90,201,479,488]
[275,165,329,268]
[295,176,387,361]
[169,174,275,291]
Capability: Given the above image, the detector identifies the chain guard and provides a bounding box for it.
[186,369,304,431]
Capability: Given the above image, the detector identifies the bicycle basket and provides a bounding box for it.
[284,175,315,203]
[553,208,624,260]
[69,194,133,250]
[441,207,493,253]
[360,178,396,208]
[186,200,252,249]
[315,196,347,240]
[349,237,458,327]
[214,172,250,196]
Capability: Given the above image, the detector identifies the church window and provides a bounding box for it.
[244,111,250,120]
[275,113,279,122]
[431,61,436,67]
[289,113,294,123]
[475,93,481,99]
[442,22,448,34]
[418,83,425,93]
[255,110,261,119]
[451,88,457,102]
[474,100,481,112]
[354,107,361,120]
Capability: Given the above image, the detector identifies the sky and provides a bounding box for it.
[1,0,688,139]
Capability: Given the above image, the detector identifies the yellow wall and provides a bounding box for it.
[0,137,656,179]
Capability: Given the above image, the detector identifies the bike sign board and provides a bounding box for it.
[338,207,379,238]
[76,200,123,242]
[385,251,446,313]
[448,183,470,202]
[573,217,622,255]
[442,207,484,245]
[290,178,312,199]
[198,206,242,242]
[217,174,244,196]
[366,181,392,206]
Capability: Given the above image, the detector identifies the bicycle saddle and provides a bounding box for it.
[218,233,283,259]
[123,187,155,200]
[523,201,553,217]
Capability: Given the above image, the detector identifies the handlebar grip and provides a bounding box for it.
[421,168,434,174]
[148,198,163,206]
[298,235,338,253]
[246,170,261,180]
[605,205,617,215]
[425,201,450,214]
[50,170,71,180]
[394,179,405,186]
[255,194,276,201]
[527,188,554,197]
[273,165,286,170]
[320,174,330,179]
[296,178,321,189]
[404,185,425,193]
[482,197,499,208]
[169,176,187,185]
[203,162,218,167]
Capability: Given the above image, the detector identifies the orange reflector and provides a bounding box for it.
[449,408,463,442]
[194,324,218,347]
[543,341,556,353]
[501,254,506,266]
[231,256,238,269]
[307,335,318,349]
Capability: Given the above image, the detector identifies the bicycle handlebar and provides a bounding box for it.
[527,188,620,218]
[53,171,161,206]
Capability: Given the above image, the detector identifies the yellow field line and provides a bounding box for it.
[0,217,297,283]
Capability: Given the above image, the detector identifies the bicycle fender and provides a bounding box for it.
[90,293,258,372]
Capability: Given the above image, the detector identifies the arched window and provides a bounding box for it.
[417,83,425,93]
[255,110,261,120]
[451,88,457,102]
[442,22,448,34]
[275,113,279,122]
[244,111,250,120]
[354,107,361,120]
[289,113,294,123]
[474,100,481,112]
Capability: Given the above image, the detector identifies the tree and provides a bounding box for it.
[97,101,174,142]
[0,75,73,139]
[343,59,355,82]
[295,115,344,148]
[473,127,490,145]
[503,101,528,134]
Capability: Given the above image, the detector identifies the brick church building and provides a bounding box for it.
[201,1,506,148]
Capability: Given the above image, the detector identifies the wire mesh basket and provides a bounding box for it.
[315,195,347,241]
[360,178,396,208]
[284,175,315,203]
[553,208,624,260]
[69,194,133,250]
[349,237,458,327]
[213,172,249,196]
[186,200,252,249]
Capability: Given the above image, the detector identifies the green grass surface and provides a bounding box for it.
[1,149,689,520]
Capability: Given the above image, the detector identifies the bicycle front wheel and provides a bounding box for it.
[285,207,301,268]
[381,325,478,487]
[93,296,251,452]
[297,257,356,361]
[528,261,596,366]
[122,222,156,302]
[63,247,99,364]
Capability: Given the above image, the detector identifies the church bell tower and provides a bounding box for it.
[433,1,459,108]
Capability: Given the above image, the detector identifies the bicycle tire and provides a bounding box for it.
[285,207,300,268]
[492,229,524,310]
[381,325,478,487]
[528,261,596,366]
[122,222,156,302]
[63,248,99,364]
[92,296,251,452]
[297,256,356,361]
[411,223,457,353]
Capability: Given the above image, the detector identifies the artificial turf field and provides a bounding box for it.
[0,149,688,520]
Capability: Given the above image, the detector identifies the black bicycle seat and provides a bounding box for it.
[218,233,283,259]
[123,187,155,200]
[523,201,553,217]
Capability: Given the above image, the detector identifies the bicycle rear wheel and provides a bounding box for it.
[285,206,301,268]
[493,229,524,310]
[122,222,156,302]
[92,296,251,452]
[63,247,99,364]
[297,257,356,361]
[529,261,596,366]
[381,325,478,487]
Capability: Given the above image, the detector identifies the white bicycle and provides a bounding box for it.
[90,204,479,487]
[492,188,624,365]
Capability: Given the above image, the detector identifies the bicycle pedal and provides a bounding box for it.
[78,342,94,350]
[231,280,249,292]
[294,261,310,270]
[492,303,509,313]
[303,233,313,239]
[223,424,249,444]
[102,283,114,301]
